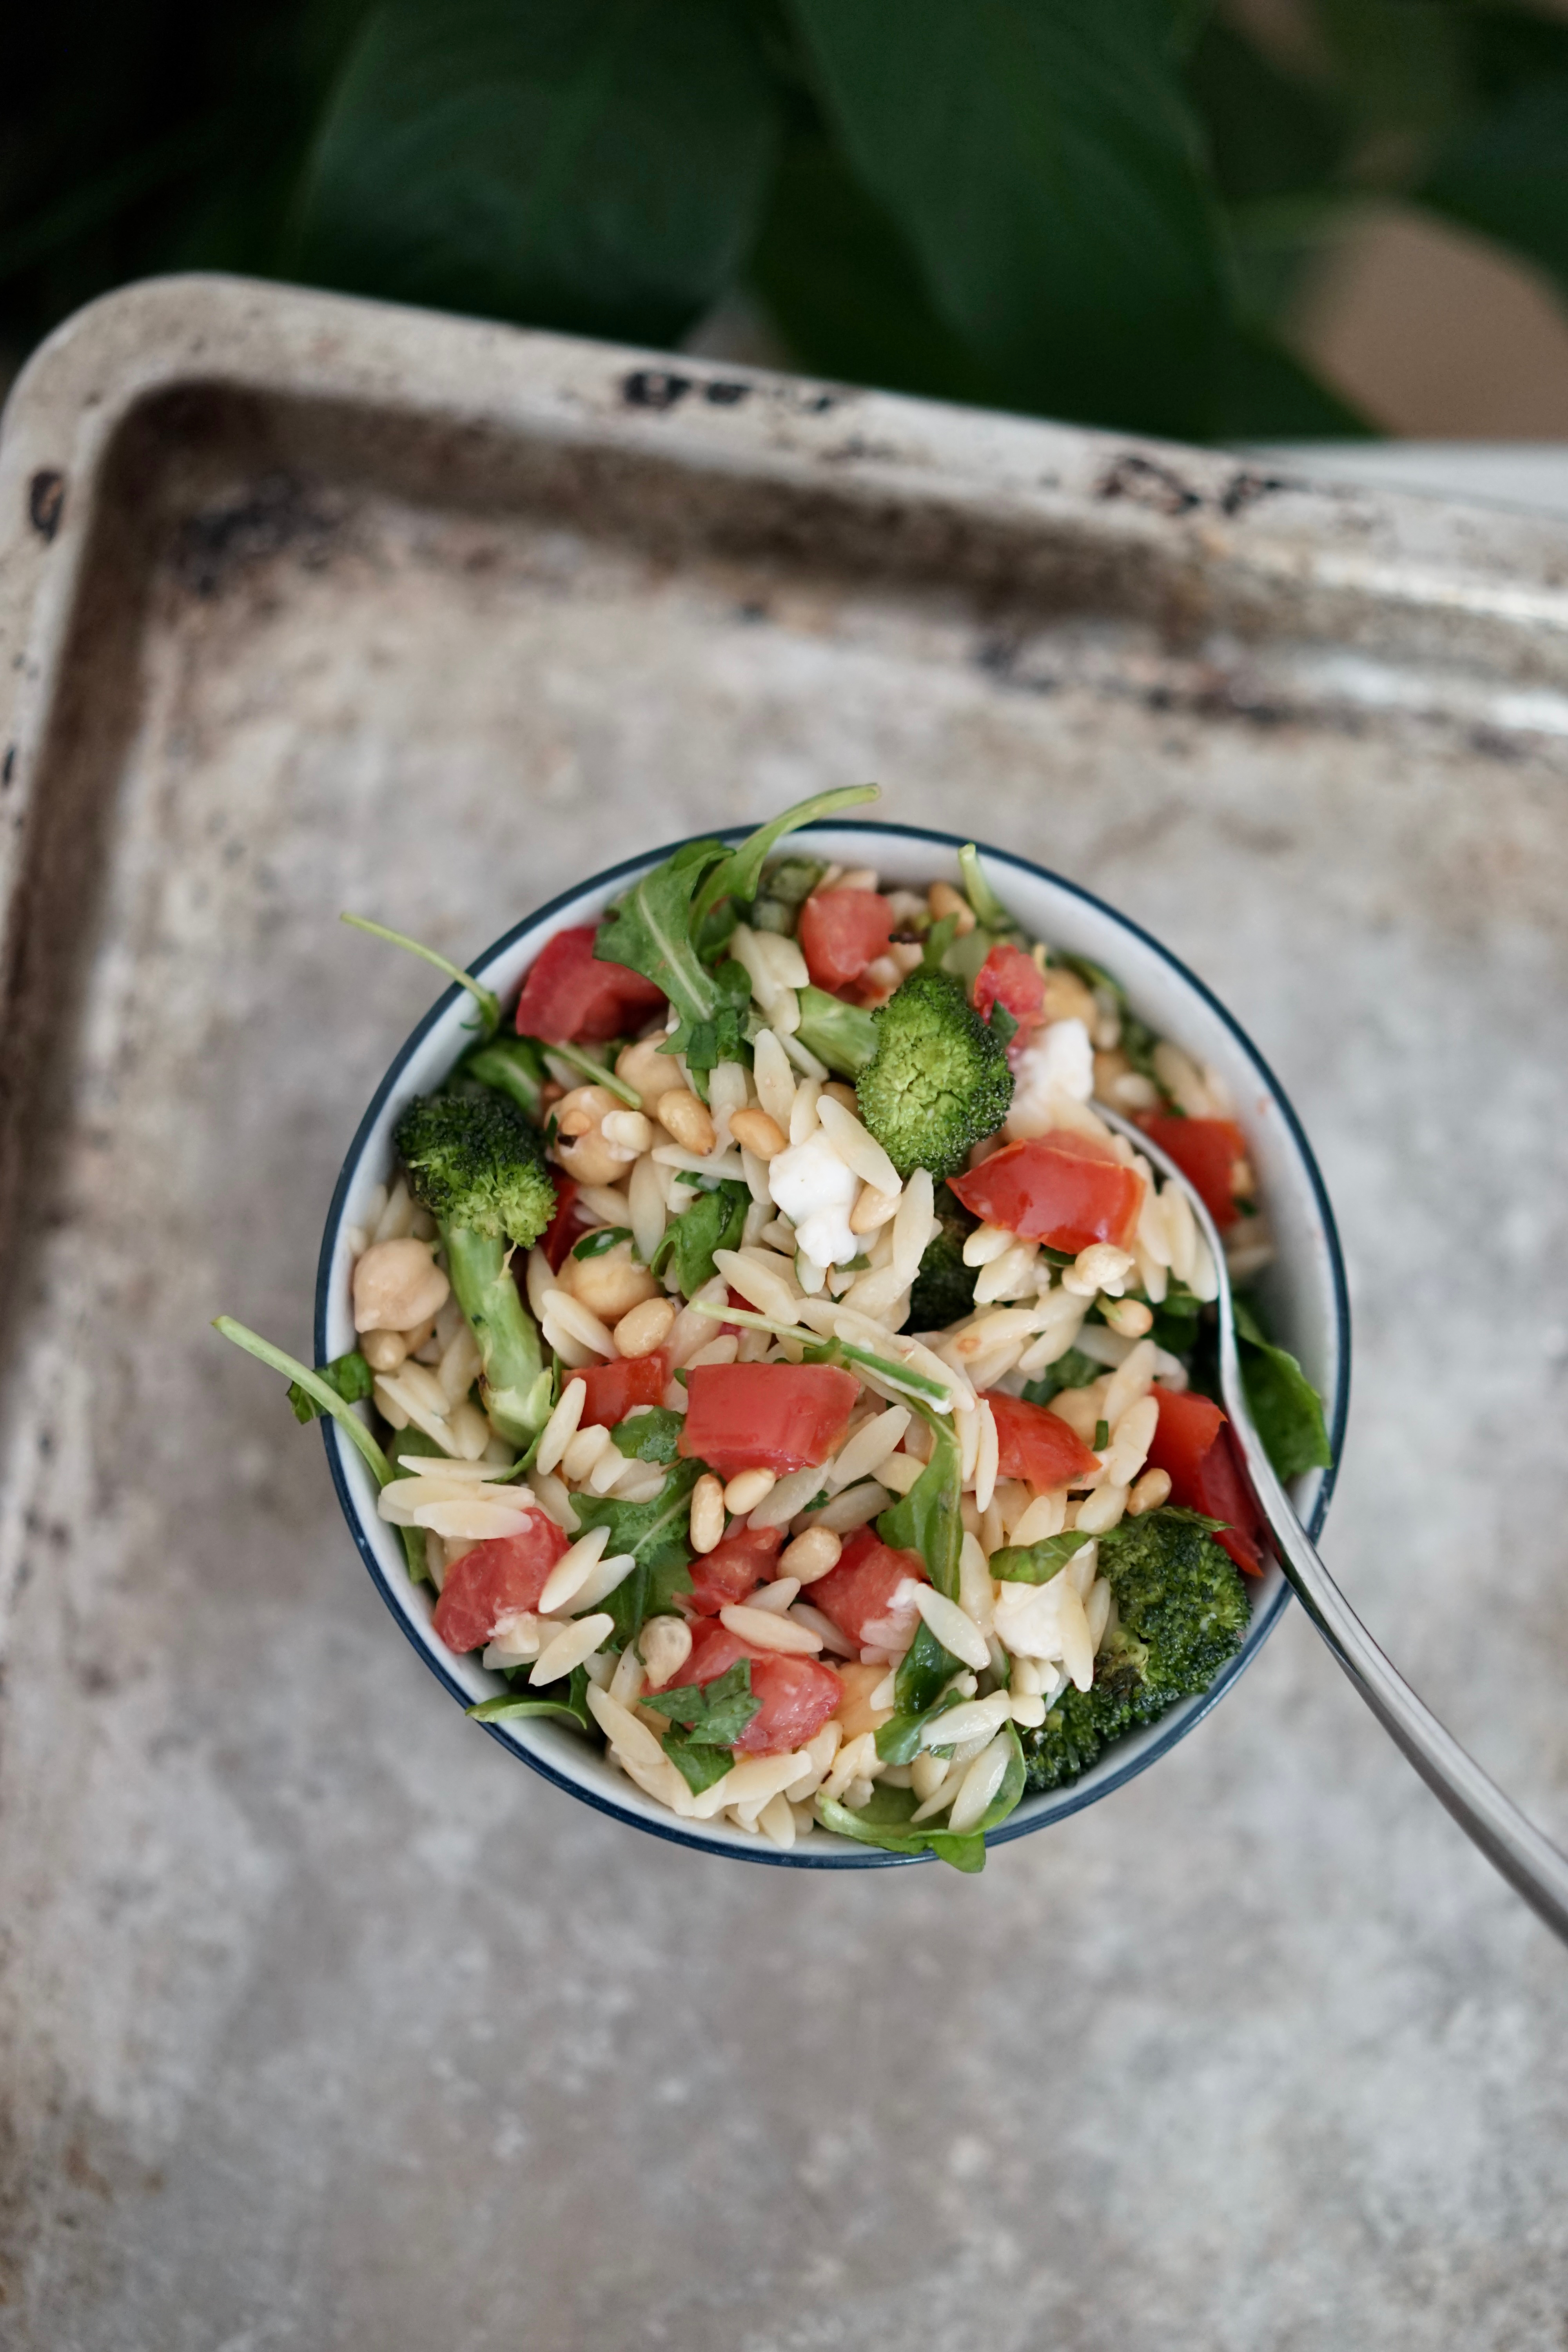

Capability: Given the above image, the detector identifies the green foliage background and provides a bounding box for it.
[8,0,1568,440]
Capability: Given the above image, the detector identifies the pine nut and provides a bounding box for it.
[1102,1296,1154,1338]
[780,1526,842,1583]
[729,1107,786,1159]
[849,1183,900,1236]
[614,1295,676,1359]
[657,1089,717,1155]
[1127,1466,1171,1516]
[690,1472,726,1555]
[360,1328,408,1372]
[928,880,976,934]
[723,1466,777,1514]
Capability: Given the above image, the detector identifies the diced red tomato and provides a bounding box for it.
[1145,1385,1266,1575]
[950,1131,1145,1254]
[984,1390,1101,1490]
[432,1512,570,1652]
[540,1175,579,1273]
[684,1522,784,1618]
[972,941,1046,1030]
[808,1526,929,1653]
[798,889,895,993]
[677,1361,860,1480]
[682,1621,844,1754]
[514,924,666,1045]
[575,1350,670,1429]
[1138,1115,1248,1230]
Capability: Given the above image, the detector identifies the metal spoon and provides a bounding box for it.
[1094,1102,1568,1945]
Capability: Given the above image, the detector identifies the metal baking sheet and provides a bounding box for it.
[1,274,1565,2350]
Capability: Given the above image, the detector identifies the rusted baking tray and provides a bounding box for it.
[2,276,1566,2351]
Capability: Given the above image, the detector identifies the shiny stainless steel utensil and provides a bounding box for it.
[1096,1102,1568,1944]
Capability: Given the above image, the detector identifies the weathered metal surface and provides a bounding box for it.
[0,276,1565,2349]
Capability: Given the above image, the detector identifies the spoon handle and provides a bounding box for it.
[1096,1106,1568,1945]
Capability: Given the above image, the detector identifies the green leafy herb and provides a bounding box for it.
[1146,1285,1203,1359]
[593,787,877,1074]
[818,1723,1026,1873]
[990,1529,1094,1584]
[535,1038,641,1107]
[340,911,501,1034]
[875,1408,965,1763]
[643,1657,762,1793]
[467,1663,592,1733]
[572,1225,634,1261]
[1233,1298,1332,1479]
[1021,1345,1102,1405]
[288,1348,373,1424]
[650,1177,749,1298]
[922,910,959,968]
[1094,1417,1110,1452]
[750,853,828,935]
[610,1406,685,1465]
[570,1457,702,1648]
[987,1000,1018,1049]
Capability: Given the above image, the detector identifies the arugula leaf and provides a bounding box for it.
[642,1658,759,1744]
[570,1457,701,1648]
[819,1722,1026,1871]
[593,787,877,1036]
[610,1406,685,1465]
[1094,1418,1110,1451]
[1233,1298,1332,1479]
[662,1734,737,1796]
[288,1348,374,1424]
[660,957,752,1085]
[573,1225,634,1260]
[987,1000,1019,1050]
[1145,1285,1203,1360]
[875,1406,965,1762]
[1021,1345,1103,1405]
[467,1662,592,1733]
[956,843,1021,938]
[650,1177,749,1298]
[750,853,829,936]
[990,1530,1094,1584]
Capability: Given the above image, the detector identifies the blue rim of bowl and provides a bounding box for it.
[317,819,1351,1870]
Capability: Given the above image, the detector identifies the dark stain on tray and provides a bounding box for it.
[175,474,341,598]
[622,368,691,411]
[703,381,750,407]
[1096,454,1204,518]
[28,470,65,541]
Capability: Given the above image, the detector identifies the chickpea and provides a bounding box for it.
[615,1036,682,1110]
[927,880,976,935]
[352,1237,450,1334]
[553,1084,633,1185]
[562,1236,661,1323]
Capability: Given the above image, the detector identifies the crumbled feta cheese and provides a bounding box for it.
[767,1129,860,1269]
[1006,1017,1094,1138]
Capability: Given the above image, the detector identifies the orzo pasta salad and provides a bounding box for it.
[220,788,1331,1868]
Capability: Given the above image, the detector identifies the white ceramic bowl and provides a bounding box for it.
[316,822,1350,1867]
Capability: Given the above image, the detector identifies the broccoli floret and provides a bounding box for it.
[1019,1507,1250,1793]
[393,1094,556,1446]
[795,985,877,1078]
[906,1182,978,1330]
[394,1093,554,1247]
[855,966,1012,1180]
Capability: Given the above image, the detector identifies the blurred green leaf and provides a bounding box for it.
[1420,73,1568,292]
[786,0,1229,439]
[1186,20,1348,206]
[1215,316,1374,438]
[296,0,783,343]
[751,130,1004,404]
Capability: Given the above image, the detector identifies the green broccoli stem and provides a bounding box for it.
[462,1036,548,1120]
[793,987,877,1078]
[442,1224,554,1447]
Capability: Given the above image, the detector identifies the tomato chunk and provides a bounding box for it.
[684,1521,784,1617]
[540,1175,579,1273]
[950,1131,1145,1254]
[682,1622,844,1754]
[808,1525,929,1653]
[984,1390,1101,1490]
[1138,1116,1248,1230]
[575,1350,670,1429]
[432,1511,570,1652]
[973,941,1046,1029]
[798,889,895,993]
[1145,1385,1266,1574]
[514,924,666,1045]
[678,1361,860,1479]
